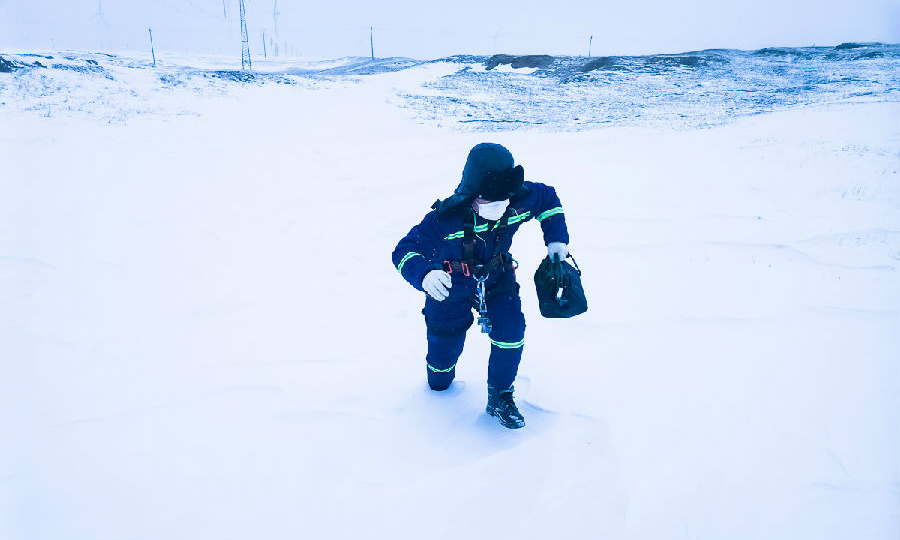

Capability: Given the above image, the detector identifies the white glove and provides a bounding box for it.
[547,242,569,261]
[422,270,452,301]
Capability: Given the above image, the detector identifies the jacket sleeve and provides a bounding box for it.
[391,211,443,291]
[528,182,570,245]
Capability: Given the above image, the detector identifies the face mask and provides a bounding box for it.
[476,199,509,220]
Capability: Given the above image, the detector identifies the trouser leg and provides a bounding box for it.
[425,329,464,390]
[485,282,526,390]
[423,297,474,391]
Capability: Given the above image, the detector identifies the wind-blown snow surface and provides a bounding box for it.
[1,51,898,540]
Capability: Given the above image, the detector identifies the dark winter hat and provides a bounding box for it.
[432,143,527,215]
[459,143,525,201]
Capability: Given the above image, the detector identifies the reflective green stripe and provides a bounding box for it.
[537,207,563,222]
[507,211,531,225]
[427,362,456,373]
[490,338,525,349]
[397,252,423,273]
[442,224,492,241]
[444,213,530,241]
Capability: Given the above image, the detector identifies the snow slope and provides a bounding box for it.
[0,53,898,540]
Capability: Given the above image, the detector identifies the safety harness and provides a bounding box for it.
[442,210,515,277]
[441,209,517,333]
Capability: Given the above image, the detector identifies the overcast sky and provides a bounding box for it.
[1,0,897,59]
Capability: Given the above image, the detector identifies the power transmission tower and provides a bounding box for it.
[222,0,227,18]
[90,0,107,25]
[239,0,251,70]
[262,30,267,59]
[588,35,593,58]
[370,26,375,60]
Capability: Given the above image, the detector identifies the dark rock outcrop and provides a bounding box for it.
[580,56,623,72]
[0,55,16,72]
[486,54,554,70]
[834,42,867,50]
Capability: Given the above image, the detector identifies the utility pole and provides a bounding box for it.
[588,35,592,58]
[222,0,227,18]
[273,0,280,35]
[370,26,375,60]
[239,0,251,70]
[149,28,156,66]
[262,30,267,59]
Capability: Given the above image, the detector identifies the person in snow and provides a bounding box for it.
[391,143,570,429]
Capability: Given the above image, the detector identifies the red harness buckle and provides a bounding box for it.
[443,260,471,276]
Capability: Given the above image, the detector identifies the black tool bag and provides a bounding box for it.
[534,254,588,318]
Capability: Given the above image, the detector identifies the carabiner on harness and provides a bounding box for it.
[474,273,492,334]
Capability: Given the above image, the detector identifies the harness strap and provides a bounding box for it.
[443,253,511,276]
[455,208,514,278]
[462,212,476,264]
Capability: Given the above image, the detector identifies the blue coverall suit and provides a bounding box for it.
[392,181,569,390]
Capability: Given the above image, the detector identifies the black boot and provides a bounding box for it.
[486,385,525,429]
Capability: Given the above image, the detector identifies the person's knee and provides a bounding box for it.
[428,379,453,391]
[488,318,526,351]
[490,317,526,341]
[486,301,526,335]
[427,367,455,391]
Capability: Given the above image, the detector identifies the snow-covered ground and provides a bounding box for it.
[1,51,898,540]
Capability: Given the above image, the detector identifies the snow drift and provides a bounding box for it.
[0,47,898,540]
